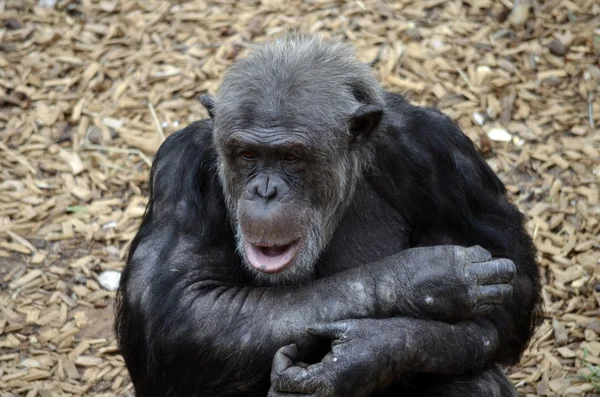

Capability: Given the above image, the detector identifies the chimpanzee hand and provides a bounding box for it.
[268,320,399,397]
[386,245,516,321]
[269,317,504,397]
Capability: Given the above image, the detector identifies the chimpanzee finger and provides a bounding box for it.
[466,245,493,262]
[477,284,513,306]
[270,363,325,394]
[471,303,494,317]
[271,344,299,383]
[307,321,349,340]
[453,245,493,263]
[267,388,313,397]
[469,259,516,285]
[294,361,310,369]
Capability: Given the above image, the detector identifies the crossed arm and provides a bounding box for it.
[268,103,541,396]
[268,317,502,396]
[268,240,534,396]
[120,223,513,397]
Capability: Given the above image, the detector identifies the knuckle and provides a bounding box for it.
[467,287,479,307]
[461,267,476,284]
[470,244,484,253]
[507,260,517,274]
[478,304,493,314]
[470,245,491,261]
[451,245,465,260]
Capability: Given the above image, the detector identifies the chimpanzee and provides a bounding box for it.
[116,34,540,397]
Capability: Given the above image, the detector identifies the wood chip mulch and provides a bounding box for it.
[0,0,599,396]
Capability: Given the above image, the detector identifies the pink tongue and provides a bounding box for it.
[245,242,295,273]
[263,246,288,256]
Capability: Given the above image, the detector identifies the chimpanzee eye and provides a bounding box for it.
[282,154,299,162]
[240,151,256,160]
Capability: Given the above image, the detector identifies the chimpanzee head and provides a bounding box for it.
[208,34,384,284]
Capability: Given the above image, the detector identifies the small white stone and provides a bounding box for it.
[106,245,120,258]
[476,65,491,74]
[472,112,486,126]
[431,39,444,50]
[98,271,122,291]
[513,136,525,147]
[102,221,117,231]
[425,296,434,304]
[333,357,338,362]
[484,340,491,346]
[487,128,512,142]
[102,117,123,130]
[38,0,57,7]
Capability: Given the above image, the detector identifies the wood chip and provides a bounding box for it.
[0,1,598,395]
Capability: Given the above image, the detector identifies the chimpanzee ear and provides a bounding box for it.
[198,94,215,119]
[348,104,383,149]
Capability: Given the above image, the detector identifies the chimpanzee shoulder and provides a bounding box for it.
[371,93,518,251]
[136,119,229,246]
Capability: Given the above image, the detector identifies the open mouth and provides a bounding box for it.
[244,240,300,273]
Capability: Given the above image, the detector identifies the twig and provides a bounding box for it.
[148,102,166,142]
[369,43,386,67]
[589,93,595,130]
[0,142,37,174]
[456,68,477,94]
[81,143,153,166]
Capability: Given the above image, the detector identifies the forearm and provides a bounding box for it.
[189,266,386,354]
[185,243,518,359]
[362,316,500,389]
[266,315,502,397]
[400,318,499,374]
[401,275,535,372]
[128,258,402,394]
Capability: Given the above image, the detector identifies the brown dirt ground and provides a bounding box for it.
[1,0,599,396]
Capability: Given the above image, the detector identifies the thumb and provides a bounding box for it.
[271,344,298,381]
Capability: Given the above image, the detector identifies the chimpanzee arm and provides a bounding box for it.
[115,120,512,397]
[269,97,541,396]
[268,317,503,396]
[116,121,390,396]
[369,94,541,365]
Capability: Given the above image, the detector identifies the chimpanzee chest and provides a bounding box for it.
[317,181,412,277]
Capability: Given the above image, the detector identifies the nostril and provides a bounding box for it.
[255,179,277,200]
[266,187,277,199]
[258,184,277,200]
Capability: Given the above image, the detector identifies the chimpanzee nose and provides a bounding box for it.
[246,174,279,201]
[256,176,277,199]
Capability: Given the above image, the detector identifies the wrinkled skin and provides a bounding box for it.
[267,248,516,397]
[116,35,540,397]
[269,316,509,397]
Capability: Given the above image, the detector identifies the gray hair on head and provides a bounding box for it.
[214,33,384,152]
